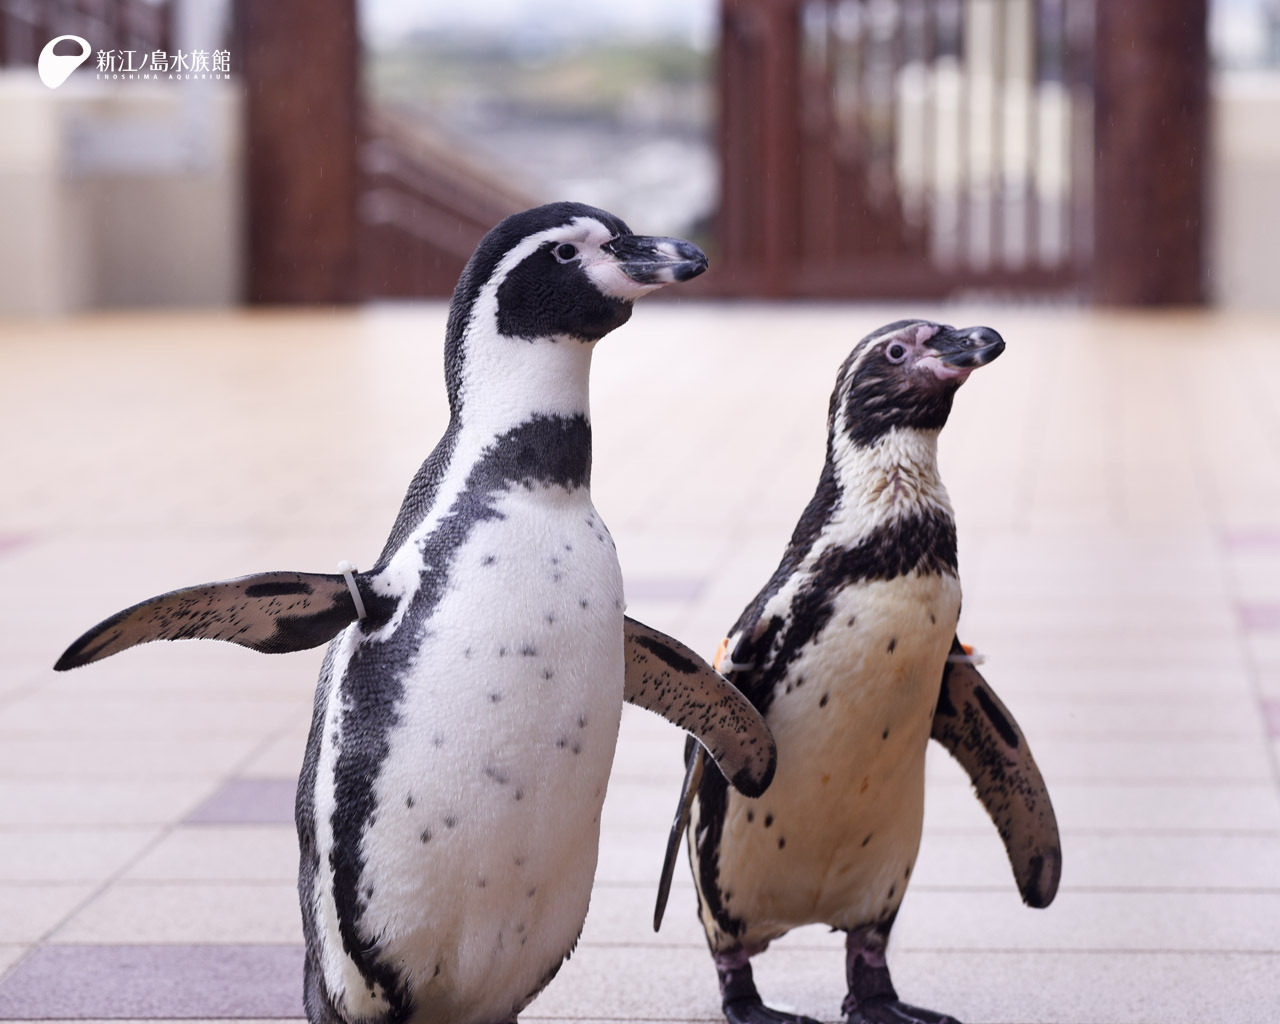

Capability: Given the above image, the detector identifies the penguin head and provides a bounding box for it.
[443,202,708,413]
[829,319,1005,449]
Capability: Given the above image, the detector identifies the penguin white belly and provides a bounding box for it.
[318,485,625,1024]
[710,571,959,952]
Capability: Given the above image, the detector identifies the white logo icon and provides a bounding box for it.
[38,35,92,89]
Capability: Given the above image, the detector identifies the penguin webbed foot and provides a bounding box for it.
[724,998,822,1024]
[845,1001,960,1024]
[716,949,821,1024]
[842,929,961,1024]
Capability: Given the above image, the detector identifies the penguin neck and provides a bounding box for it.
[453,332,596,442]
[828,425,952,535]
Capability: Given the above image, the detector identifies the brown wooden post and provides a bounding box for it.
[1093,0,1208,305]
[718,0,803,297]
[236,0,360,303]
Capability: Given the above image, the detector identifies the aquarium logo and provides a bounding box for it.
[38,35,233,86]
[38,35,91,89]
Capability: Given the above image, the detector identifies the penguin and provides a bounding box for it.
[55,203,778,1024]
[652,320,1061,1024]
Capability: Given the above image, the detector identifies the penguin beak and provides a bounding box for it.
[919,326,1005,381]
[599,235,709,296]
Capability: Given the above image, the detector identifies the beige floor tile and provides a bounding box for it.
[123,826,298,883]
[0,945,26,977]
[0,694,305,737]
[0,884,94,943]
[238,727,312,778]
[50,882,302,944]
[0,780,216,826]
[0,829,158,884]
[0,736,262,779]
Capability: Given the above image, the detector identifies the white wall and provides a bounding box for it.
[0,70,242,316]
[1211,72,1280,309]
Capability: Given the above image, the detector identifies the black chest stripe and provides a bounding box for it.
[734,508,957,717]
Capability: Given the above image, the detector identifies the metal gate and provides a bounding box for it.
[716,0,1095,298]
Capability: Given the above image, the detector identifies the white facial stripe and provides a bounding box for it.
[583,260,661,302]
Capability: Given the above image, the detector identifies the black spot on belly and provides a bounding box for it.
[527,886,537,898]
[545,613,556,624]
[498,646,507,657]
[514,788,524,801]
[888,883,896,899]
[365,886,374,899]
[420,829,431,843]
[882,727,889,740]
[930,612,936,624]
[746,810,754,823]
[764,813,773,828]
[521,644,537,657]
[819,693,829,707]
[477,878,487,888]
[482,555,497,566]
[862,833,873,846]
[887,637,897,654]
[905,864,912,879]
[579,598,589,609]
[444,815,458,829]
[433,735,444,748]
[405,795,415,808]
[556,738,568,749]
[847,616,856,627]
[489,692,502,703]
[543,668,554,680]
[578,715,588,728]
[777,836,786,849]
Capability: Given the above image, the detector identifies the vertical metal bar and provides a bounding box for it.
[1025,0,1041,267]
[955,0,969,269]
[920,0,936,251]
[990,0,1005,267]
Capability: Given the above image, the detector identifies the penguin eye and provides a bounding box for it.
[885,343,908,363]
[554,243,580,264]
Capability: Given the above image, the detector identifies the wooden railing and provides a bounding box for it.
[715,0,1096,298]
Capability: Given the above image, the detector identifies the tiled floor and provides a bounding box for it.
[1,303,1278,1024]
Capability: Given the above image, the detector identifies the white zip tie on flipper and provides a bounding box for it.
[337,560,367,620]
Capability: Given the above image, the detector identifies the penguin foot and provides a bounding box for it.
[724,997,822,1024]
[842,927,960,1024]
[715,949,820,1024]
[845,1000,961,1024]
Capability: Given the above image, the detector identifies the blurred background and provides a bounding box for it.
[3,5,1280,1023]
[1,0,1277,312]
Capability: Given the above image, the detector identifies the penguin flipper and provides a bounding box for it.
[55,571,367,670]
[931,635,1062,908]
[622,616,777,799]
[653,740,704,931]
